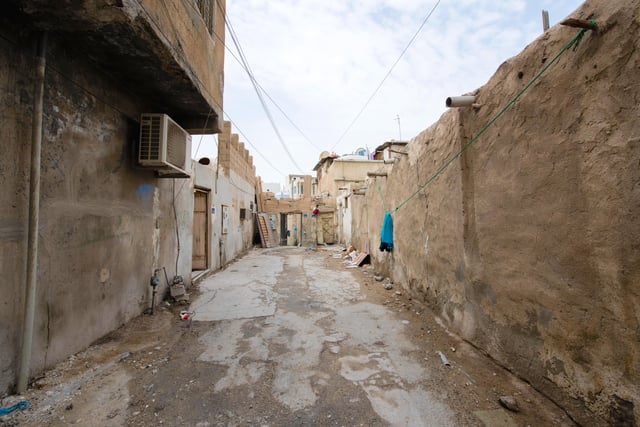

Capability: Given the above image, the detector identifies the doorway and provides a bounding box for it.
[317,212,335,244]
[192,189,209,271]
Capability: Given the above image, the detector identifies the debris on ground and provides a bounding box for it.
[437,351,451,366]
[0,400,30,415]
[499,396,520,412]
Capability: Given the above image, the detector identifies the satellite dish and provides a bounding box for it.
[355,147,366,157]
[319,151,330,160]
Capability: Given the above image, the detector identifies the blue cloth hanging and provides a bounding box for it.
[379,212,393,251]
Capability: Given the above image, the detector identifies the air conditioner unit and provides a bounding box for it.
[138,113,192,178]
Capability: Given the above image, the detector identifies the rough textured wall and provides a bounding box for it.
[0,31,190,395]
[366,0,639,424]
[0,27,35,396]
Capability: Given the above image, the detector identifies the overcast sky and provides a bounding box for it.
[192,0,585,188]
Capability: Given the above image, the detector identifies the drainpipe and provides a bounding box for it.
[445,95,476,108]
[17,31,47,394]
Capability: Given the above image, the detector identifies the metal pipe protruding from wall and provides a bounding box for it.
[542,10,550,32]
[446,95,476,108]
[17,31,47,394]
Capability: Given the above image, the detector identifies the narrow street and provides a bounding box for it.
[2,247,574,426]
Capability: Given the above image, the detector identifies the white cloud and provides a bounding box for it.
[195,0,586,184]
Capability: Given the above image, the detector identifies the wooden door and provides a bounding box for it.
[192,190,208,270]
[318,212,335,244]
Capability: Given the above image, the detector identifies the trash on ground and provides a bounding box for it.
[436,351,451,366]
[384,283,393,290]
[0,400,30,415]
[499,396,520,412]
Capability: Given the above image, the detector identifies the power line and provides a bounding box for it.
[146,0,291,180]
[223,112,288,177]
[206,6,321,153]
[222,6,306,173]
[330,0,442,151]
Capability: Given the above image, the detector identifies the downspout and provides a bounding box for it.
[17,31,47,394]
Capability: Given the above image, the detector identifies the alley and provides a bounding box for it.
[2,247,574,426]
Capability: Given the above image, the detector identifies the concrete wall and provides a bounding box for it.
[211,169,256,268]
[0,0,225,396]
[356,0,640,424]
[211,121,258,267]
[0,35,192,395]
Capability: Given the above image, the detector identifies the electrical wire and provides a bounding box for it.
[200,2,321,153]
[224,111,288,177]
[330,0,442,151]
[207,22,322,152]
[222,5,306,173]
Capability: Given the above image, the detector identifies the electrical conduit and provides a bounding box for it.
[17,31,47,394]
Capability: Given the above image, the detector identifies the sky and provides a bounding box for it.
[192,0,586,189]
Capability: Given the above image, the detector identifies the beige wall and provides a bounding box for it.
[317,158,384,200]
[353,0,640,424]
[0,0,226,395]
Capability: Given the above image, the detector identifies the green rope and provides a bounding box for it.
[392,23,594,214]
[377,181,389,213]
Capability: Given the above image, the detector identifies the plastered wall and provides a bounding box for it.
[361,1,640,424]
[0,30,193,395]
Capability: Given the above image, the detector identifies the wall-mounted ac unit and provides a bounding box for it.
[139,113,192,178]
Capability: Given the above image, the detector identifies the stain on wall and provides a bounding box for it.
[0,26,193,395]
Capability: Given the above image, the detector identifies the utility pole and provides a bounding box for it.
[395,114,402,141]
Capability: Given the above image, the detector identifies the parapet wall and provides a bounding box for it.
[218,121,257,186]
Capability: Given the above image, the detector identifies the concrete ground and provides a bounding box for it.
[1,247,575,426]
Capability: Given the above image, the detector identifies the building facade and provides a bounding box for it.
[0,0,226,395]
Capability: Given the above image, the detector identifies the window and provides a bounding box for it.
[240,208,247,221]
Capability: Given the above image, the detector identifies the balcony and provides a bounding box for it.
[6,0,225,133]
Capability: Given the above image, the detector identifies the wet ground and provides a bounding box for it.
[1,247,575,426]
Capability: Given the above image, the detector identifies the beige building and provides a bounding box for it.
[373,140,408,161]
[258,175,316,247]
[313,153,384,246]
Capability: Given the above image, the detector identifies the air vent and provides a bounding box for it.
[138,113,191,178]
